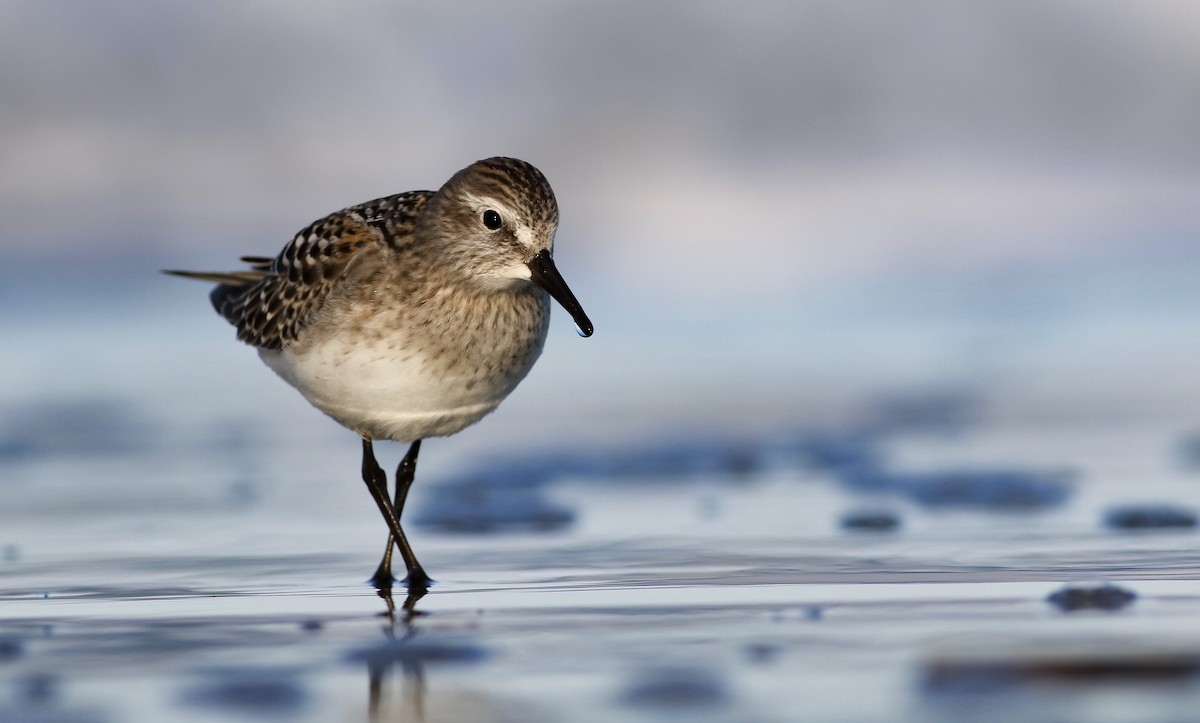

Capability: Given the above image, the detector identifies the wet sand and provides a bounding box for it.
[3,412,1200,723]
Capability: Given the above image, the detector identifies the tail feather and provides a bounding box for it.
[162,269,268,286]
[164,268,271,324]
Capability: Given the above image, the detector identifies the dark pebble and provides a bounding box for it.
[1046,582,1137,612]
[840,509,901,532]
[1104,505,1198,530]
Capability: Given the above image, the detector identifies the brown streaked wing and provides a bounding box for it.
[211,190,431,350]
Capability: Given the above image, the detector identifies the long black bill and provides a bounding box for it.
[527,249,594,338]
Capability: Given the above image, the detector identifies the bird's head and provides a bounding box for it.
[427,157,593,337]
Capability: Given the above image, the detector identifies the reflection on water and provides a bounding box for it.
[351,590,488,723]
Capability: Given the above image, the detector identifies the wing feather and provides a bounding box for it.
[166,190,431,350]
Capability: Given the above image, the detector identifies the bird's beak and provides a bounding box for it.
[527,249,593,337]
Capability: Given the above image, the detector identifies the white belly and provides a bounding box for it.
[259,333,530,441]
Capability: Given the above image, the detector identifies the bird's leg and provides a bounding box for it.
[362,438,397,591]
[361,438,430,596]
[370,440,423,589]
[393,440,429,593]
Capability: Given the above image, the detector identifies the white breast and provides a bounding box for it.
[259,331,532,441]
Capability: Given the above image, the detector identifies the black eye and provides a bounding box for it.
[482,209,502,230]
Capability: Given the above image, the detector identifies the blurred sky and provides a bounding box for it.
[3,1,1200,439]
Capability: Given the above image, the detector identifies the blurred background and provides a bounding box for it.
[2,0,1199,503]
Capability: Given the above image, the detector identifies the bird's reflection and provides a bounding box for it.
[367,583,428,721]
[378,581,427,626]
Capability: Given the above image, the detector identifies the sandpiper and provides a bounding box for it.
[167,157,593,596]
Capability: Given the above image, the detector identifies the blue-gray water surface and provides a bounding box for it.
[3,271,1200,722]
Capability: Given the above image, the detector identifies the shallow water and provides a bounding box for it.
[4,419,1200,723]
[4,275,1200,722]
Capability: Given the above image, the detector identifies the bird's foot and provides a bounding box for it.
[369,566,397,591]
[402,568,433,598]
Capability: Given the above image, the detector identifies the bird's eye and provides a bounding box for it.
[482,209,502,230]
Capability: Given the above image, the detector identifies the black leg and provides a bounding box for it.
[370,441,423,589]
[360,438,430,596]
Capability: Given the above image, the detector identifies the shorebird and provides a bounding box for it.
[167,157,593,596]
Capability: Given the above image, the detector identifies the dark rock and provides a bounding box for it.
[840,509,902,532]
[1104,504,1198,530]
[1046,582,1137,612]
